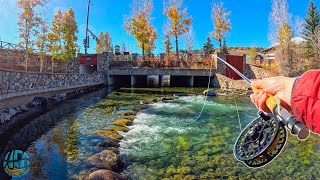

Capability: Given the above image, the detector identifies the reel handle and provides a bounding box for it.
[253,88,310,140]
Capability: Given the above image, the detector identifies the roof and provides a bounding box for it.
[262,37,306,53]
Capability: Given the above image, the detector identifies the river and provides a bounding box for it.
[1,88,320,179]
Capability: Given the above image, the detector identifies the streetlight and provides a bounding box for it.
[84,0,91,54]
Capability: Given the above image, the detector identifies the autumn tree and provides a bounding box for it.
[62,8,78,72]
[276,23,295,76]
[248,46,257,63]
[95,32,113,53]
[268,0,291,44]
[145,27,157,57]
[164,35,173,56]
[17,0,45,71]
[302,0,320,63]
[48,9,64,73]
[36,7,49,73]
[164,0,192,60]
[183,26,194,53]
[211,2,231,52]
[125,0,158,60]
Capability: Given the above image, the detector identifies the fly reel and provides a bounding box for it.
[234,111,287,168]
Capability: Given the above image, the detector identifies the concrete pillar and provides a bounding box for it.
[108,75,114,86]
[189,76,194,87]
[160,75,164,87]
[131,75,136,86]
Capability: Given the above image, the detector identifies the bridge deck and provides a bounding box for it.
[108,68,214,76]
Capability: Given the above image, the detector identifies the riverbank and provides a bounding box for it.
[0,87,253,179]
[80,87,252,179]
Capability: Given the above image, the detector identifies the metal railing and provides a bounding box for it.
[111,53,216,69]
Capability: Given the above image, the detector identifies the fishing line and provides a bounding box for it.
[234,98,242,132]
[185,54,243,128]
[185,55,213,124]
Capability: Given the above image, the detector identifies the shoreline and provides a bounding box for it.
[84,94,179,179]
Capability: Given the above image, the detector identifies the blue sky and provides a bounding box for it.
[0,0,319,54]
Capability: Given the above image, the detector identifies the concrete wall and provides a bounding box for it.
[0,69,105,101]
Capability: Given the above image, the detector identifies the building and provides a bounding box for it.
[262,37,306,66]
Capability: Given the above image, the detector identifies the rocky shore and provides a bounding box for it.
[82,96,178,180]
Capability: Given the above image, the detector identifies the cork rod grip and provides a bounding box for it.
[253,88,277,113]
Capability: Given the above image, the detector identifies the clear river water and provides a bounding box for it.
[1,88,320,180]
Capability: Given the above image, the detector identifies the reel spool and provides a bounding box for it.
[234,111,287,168]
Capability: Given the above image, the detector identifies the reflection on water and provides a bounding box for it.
[1,88,320,180]
[0,88,113,179]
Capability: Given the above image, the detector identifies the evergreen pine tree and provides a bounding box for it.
[203,36,214,55]
[302,0,320,57]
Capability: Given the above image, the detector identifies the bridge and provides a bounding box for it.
[108,68,215,87]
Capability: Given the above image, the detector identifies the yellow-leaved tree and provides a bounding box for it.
[95,32,113,53]
[124,0,158,60]
[36,5,49,73]
[211,1,231,52]
[48,9,64,73]
[164,0,191,60]
[62,8,78,72]
[17,0,45,71]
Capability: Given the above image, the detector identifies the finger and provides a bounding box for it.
[250,94,255,104]
[253,93,259,109]
[258,93,271,113]
[251,80,266,91]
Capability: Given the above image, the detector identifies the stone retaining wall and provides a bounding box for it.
[213,74,251,90]
[0,69,105,101]
[244,64,273,79]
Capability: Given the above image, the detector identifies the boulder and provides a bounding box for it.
[123,116,135,121]
[203,89,217,97]
[97,140,120,148]
[52,93,67,101]
[0,112,11,124]
[161,97,176,101]
[140,100,149,105]
[19,105,29,112]
[106,147,120,154]
[8,108,17,117]
[94,130,123,141]
[87,150,122,171]
[88,170,127,180]
[119,110,137,116]
[131,105,149,112]
[113,119,133,127]
[107,125,129,132]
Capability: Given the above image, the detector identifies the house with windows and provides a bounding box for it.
[262,37,306,66]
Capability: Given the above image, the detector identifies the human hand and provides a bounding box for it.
[250,76,296,113]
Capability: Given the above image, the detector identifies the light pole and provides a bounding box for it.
[84,0,91,54]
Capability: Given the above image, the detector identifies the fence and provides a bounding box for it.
[0,42,76,73]
[112,53,216,69]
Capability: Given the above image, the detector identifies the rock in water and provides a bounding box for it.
[97,140,120,148]
[94,130,123,141]
[203,89,217,96]
[8,108,17,117]
[107,125,130,132]
[113,119,133,127]
[87,150,122,171]
[0,112,11,124]
[19,105,29,112]
[88,170,127,180]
